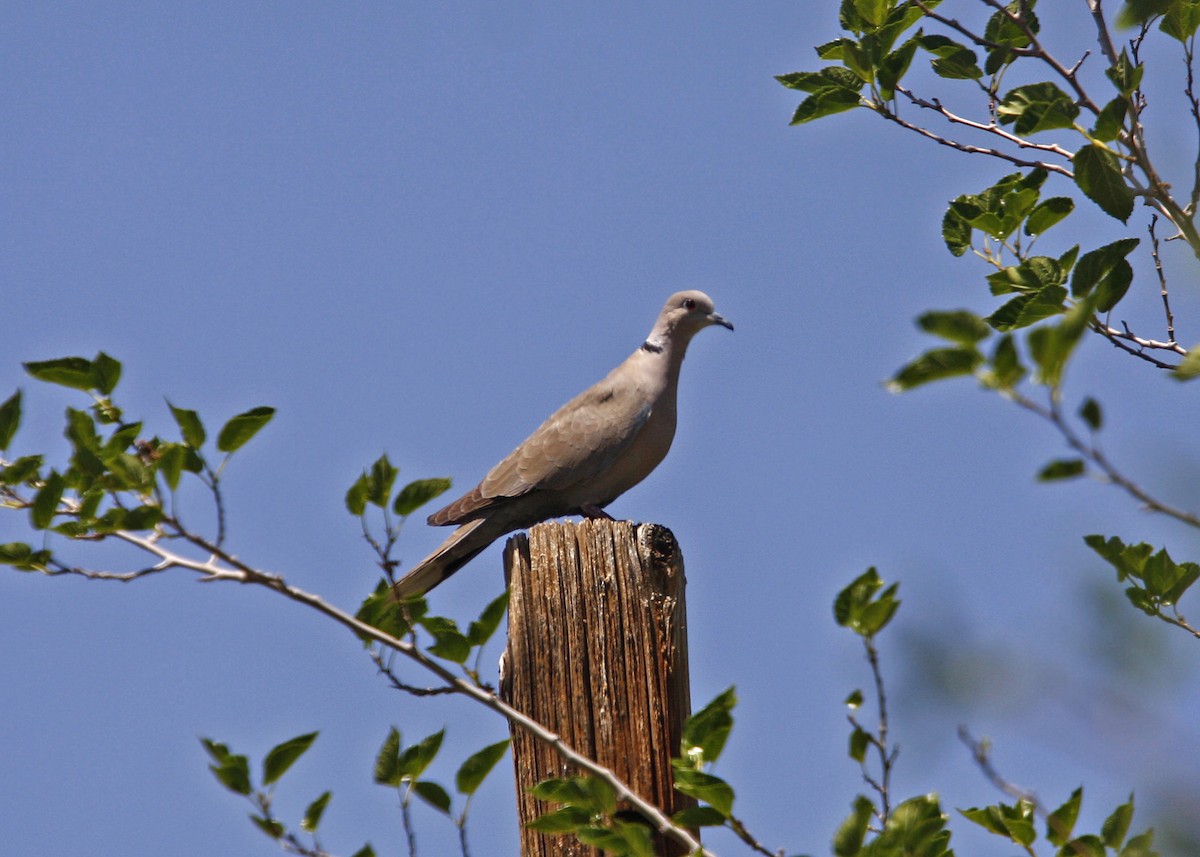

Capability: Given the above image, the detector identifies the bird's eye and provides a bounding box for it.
[684,298,696,310]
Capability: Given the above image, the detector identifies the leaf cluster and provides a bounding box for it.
[1086,534,1200,618]
[0,353,277,571]
[960,787,1157,857]
[202,732,375,857]
[524,687,743,856]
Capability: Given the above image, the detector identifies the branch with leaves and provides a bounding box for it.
[0,353,711,857]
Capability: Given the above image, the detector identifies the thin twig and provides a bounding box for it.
[369,649,456,696]
[895,87,1075,160]
[1183,36,1200,216]
[863,636,894,823]
[868,98,1071,175]
[1005,391,1200,529]
[725,815,784,857]
[1148,215,1177,344]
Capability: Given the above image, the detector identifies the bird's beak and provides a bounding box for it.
[709,312,734,331]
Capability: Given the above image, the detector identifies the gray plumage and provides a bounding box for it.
[391,290,732,598]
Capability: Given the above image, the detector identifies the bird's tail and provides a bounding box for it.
[390,517,506,599]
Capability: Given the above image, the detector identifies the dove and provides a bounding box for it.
[391,290,732,598]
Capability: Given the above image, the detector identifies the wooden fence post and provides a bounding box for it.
[502,519,693,857]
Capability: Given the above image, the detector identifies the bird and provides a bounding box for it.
[391,290,733,599]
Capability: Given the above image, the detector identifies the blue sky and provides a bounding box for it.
[4,3,1200,856]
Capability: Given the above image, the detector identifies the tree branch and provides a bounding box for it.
[86,525,714,857]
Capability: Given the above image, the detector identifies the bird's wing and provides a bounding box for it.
[429,366,652,524]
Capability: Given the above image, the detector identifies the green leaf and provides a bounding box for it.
[200,737,231,763]
[109,453,155,494]
[1074,144,1134,222]
[845,689,864,708]
[917,310,990,344]
[0,390,20,450]
[397,729,445,780]
[671,766,734,816]
[262,731,318,786]
[834,569,900,637]
[531,776,616,815]
[301,791,332,833]
[24,356,96,391]
[1120,828,1158,856]
[0,542,37,567]
[167,401,206,448]
[356,580,417,641]
[1065,835,1108,857]
[374,727,402,786]
[91,352,122,396]
[249,814,285,839]
[789,86,863,124]
[848,726,870,762]
[345,472,370,516]
[672,805,728,828]
[466,591,510,646]
[942,204,973,256]
[984,0,1039,72]
[350,846,377,857]
[1046,786,1083,846]
[776,66,862,94]
[455,740,510,795]
[1094,263,1133,312]
[814,37,857,61]
[1071,238,1140,301]
[1025,197,1074,235]
[1173,344,1200,380]
[959,800,1036,845]
[526,806,591,833]
[123,505,164,531]
[1116,0,1167,28]
[1162,0,1200,40]
[681,686,736,765]
[1106,49,1144,95]
[2,454,42,485]
[854,0,889,27]
[920,35,981,79]
[1079,397,1103,431]
[216,406,275,453]
[1092,96,1129,142]
[887,346,982,391]
[834,795,875,857]
[986,256,1065,295]
[1028,295,1095,388]
[393,477,453,516]
[413,780,452,814]
[158,443,187,490]
[420,615,472,663]
[31,470,65,530]
[209,754,253,795]
[997,82,1080,134]
[1038,459,1085,481]
[366,454,398,508]
[983,333,1026,389]
[985,286,1066,332]
[1102,795,1134,849]
[878,34,920,98]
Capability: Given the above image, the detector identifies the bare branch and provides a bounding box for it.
[868,98,1072,176]
[1148,215,1178,344]
[1005,391,1200,530]
[1085,0,1121,66]
[896,86,1075,160]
